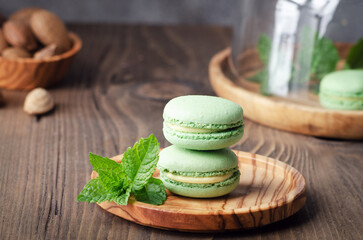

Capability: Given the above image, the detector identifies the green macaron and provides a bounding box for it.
[163,95,244,150]
[319,70,363,110]
[158,145,241,198]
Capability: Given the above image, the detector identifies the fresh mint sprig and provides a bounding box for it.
[249,31,340,93]
[77,134,166,206]
[310,34,339,80]
[248,34,271,95]
[345,38,363,69]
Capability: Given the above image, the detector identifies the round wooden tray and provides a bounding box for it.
[209,47,363,140]
[91,150,306,232]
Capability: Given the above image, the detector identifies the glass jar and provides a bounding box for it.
[231,0,362,104]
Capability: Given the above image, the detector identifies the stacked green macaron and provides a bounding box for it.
[163,95,244,150]
[159,95,244,198]
[319,70,363,110]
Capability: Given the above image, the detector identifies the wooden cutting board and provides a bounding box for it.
[91,150,306,232]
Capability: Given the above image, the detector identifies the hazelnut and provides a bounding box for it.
[23,88,55,115]
[3,20,38,51]
[2,47,31,59]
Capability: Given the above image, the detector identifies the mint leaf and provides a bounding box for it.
[78,135,165,206]
[77,178,131,205]
[260,74,270,96]
[249,68,268,83]
[257,34,272,64]
[248,34,272,95]
[77,178,118,203]
[77,135,166,206]
[89,152,121,172]
[134,177,166,205]
[310,34,339,80]
[345,39,363,69]
[88,153,127,192]
[122,134,160,191]
[97,169,128,192]
[78,153,131,205]
[114,185,132,205]
[250,31,339,95]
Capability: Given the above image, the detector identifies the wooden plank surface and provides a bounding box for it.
[0,24,362,240]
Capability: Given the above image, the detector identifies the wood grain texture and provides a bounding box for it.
[0,32,82,90]
[92,151,306,232]
[0,24,362,240]
[209,47,363,140]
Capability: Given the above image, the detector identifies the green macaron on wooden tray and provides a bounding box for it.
[91,150,306,232]
[209,47,363,140]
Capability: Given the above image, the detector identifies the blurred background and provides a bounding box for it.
[1,0,363,41]
[2,0,238,25]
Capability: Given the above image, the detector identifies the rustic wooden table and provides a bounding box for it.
[0,24,362,240]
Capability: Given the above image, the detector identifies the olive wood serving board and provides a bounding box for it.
[209,47,363,140]
[91,150,306,232]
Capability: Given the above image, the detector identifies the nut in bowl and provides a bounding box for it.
[0,32,82,90]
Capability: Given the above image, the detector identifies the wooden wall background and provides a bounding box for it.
[1,0,363,42]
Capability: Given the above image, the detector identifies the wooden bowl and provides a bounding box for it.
[0,32,82,90]
[91,150,306,232]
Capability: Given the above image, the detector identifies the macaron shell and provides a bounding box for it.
[163,95,243,127]
[158,145,238,173]
[320,70,363,97]
[319,70,363,110]
[161,173,240,198]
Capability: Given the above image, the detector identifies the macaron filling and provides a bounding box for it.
[163,172,234,184]
[163,122,244,140]
[160,170,240,188]
[164,117,244,130]
[167,123,225,133]
[158,166,239,177]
